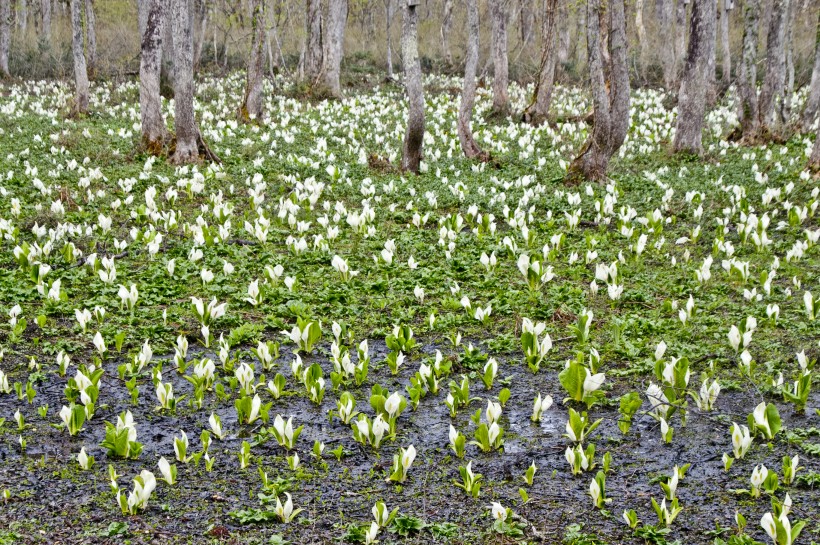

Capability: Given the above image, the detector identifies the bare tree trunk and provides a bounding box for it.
[84,0,96,78]
[523,0,557,124]
[720,0,732,84]
[519,0,534,45]
[674,0,688,84]
[574,4,585,67]
[138,0,148,40]
[323,0,347,97]
[170,0,199,163]
[458,0,488,160]
[401,1,424,173]
[69,0,89,114]
[304,0,323,82]
[385,0,394,78]
[780,0,795,123]
[0,0,9,78]
[441,0,453,65]
[557,0,570,65]
[161,5,174,97]
[240,0,265,121]
[566,0,630,182]
[18,0,26,30]
[800,10,820,131]
[636,0,647,64]
[673,0,717,153]
[810,126,820,169]
[758,0,791,139]
[736,0,760,139]
[140,0,169,153]
[193,0,207,72]
[40,0,50,45]
[661,0,676,88]
[490,0,509,115]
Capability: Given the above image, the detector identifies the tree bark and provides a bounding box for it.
[800,10,820,131]
[489,0,509,115]
[40,0,50,45]
[720,0,732,85]
[674,0,688,85]
[84,0,97,78]
[170,0,199,163]
[401,1,424,173]
[636,0,647,64]
[385,0,394,78]
[160,3,174,97]
[304,0,323,82]
[737,0,760,139]
[758,0,791,139]
[240,0,265,122]
[522,0,558,124]
[441,0,453,65]
[781,0,795,124]
[557,0,570,65]
[70,0,89,114]
[18,0,26,31]
[0,0,9,78]
[193,0,207,72]
[519,0,534,45]
[323,0,347,97]
[810,126,820,169]
[660,0,676,88]
[140,0,169,153]
[673,0,717,153]
[566,0,630,182]
[458,0,488,160]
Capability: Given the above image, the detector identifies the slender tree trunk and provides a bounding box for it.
[18,0,26,31]
[660,0,676,88]
[69,0,89,114]
[401,1,424,173]
[193,0,207,72]
[40,0,50,45]
[674,0,688,84]
[737,0,760,139]
[781,0,795,123]
[138,0,148,40]
[385,0,394,78]
[758,0,791,139]
[0,0,9,78]
[170,0,199,163]
[574,4,586,67]
[490,0,509,115]
[441,0,453,65]
[720,0,732,84]
[458,0,488,160]
[161,4,174,97]
[140,0,169,152]
[636,0,647,64]
[558,0,570,65]
[304,0,323,82]
[673,0,717,153]
[84,0,97,78]
[523,0,558,124]
[800,10,820,131]
[323,0,347,97]
[519,0,534,45]
[567,0,630,182]
[810,126,820,169]
[240,0,265,121]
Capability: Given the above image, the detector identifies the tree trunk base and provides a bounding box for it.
[169,131,221,165]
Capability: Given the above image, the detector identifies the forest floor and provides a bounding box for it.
[0,75,818,545]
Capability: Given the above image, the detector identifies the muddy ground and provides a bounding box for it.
[1,337,818,545]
